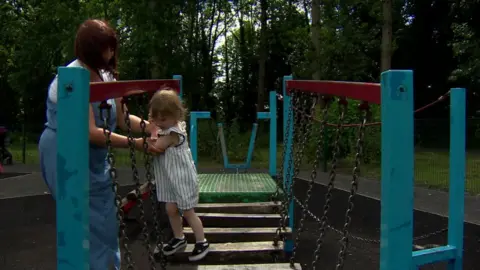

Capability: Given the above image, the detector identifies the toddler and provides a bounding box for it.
[149,89,209,262]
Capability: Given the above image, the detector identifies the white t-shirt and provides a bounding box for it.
[48,59,115,103]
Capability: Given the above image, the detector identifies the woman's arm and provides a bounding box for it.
[90,104,163,156]
[89,104,131,148]
[115,98,150,134]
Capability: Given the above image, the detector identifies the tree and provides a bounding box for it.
[381,0,393,72]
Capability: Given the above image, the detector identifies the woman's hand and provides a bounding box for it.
[134,138,163,155]
[147,122,159,138]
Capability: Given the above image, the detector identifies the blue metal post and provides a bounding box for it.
[56,67,90,269]
[411,88,466,268]
[244,123,258,169]
[217,122,230,168]
[283,75,294,252]
[189,111,211,166]
[269,91,277,177]
[190,113,199,165]
[447,87,466,270]
[380,70,414,270]
[173,75,183,99]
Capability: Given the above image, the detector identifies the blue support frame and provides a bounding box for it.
[189,91,277,175]
[56,67,90,269]
[411,88,466,269]
[189,111,211,166]
[268,91,277,177]
[282,75,294,252]
[217,122,258,170]
[380,70,415,270]
[380,71,466,270]
[447,88,466,270]
[173,74,183,99]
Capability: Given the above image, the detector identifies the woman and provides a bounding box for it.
[38,19,162,269]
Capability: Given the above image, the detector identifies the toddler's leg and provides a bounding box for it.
[157,202,187,256]
[166,202,184,238]
[182,209,205,242]
[183,208,210,261]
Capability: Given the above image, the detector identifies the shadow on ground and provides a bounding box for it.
[0,177,479,269]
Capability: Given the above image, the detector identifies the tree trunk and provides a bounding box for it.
[256,0,267,112]
[239,7,252,122]
[303,0,310,30]
[311,0,325,107]
[224,9,230,89]
[311,0,321,81]
[381,0,393,72]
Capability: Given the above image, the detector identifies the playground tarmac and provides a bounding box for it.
[1,164,479,269]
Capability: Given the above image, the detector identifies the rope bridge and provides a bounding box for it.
[55,67,466,270]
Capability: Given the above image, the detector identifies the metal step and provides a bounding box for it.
[187,213,283,228]
[167,263,302,269]
[183,227,291,243]
[195,202,280,214]
[165,241,285,264]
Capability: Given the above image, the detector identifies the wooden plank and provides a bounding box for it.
[167,263,302,270]
[197,213,280,218]
[183,227,291,243]
[166,241,285,263]
[184,227,291,234]
[191,213,282,228]
[183,241,282,252]
[196,202,280,214]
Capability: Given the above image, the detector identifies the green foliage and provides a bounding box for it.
[1,0,480,166]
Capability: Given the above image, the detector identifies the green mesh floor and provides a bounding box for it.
[198,173,279,203]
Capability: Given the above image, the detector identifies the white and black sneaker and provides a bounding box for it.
[188,240,210,262]
[155,237,187,256]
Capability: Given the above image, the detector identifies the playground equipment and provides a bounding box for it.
[190,91,277,173]
[280,71,465,270]
[55,66,465,270]
[217,122,258,171]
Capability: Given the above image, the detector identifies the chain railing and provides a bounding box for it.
[292,195,448,245]
[99,101,135,269]
[278,90,451,269]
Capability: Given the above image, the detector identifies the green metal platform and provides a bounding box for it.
[198,173,279,203]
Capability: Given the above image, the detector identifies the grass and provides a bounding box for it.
[7,144,480,195]
[336,151,480,194]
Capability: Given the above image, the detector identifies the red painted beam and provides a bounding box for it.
[286,80,381,104]
[90,79,181,102]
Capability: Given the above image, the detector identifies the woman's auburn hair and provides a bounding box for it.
[74,19,119,79]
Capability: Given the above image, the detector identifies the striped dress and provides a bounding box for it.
[152,121,199,210]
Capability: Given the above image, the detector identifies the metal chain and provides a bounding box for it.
[273,90,296,246]
[413,228,449,242]
[282,92,315,231]
[293,184,449,244]
[122,97,156,269]
[312,98,348,269]
[290,95,326,267]
[99,101,134,269]
[335,103,369,270]
[138,94,167,269]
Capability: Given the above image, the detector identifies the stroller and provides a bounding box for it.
[0,126,13,165]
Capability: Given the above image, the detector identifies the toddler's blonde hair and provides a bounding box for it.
[149,89,186,121]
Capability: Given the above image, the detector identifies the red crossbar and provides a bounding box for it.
[90,79,181,102]
[122,191,151,214]
[286,80,381,104]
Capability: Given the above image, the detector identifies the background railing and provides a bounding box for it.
[7,118,480,195]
